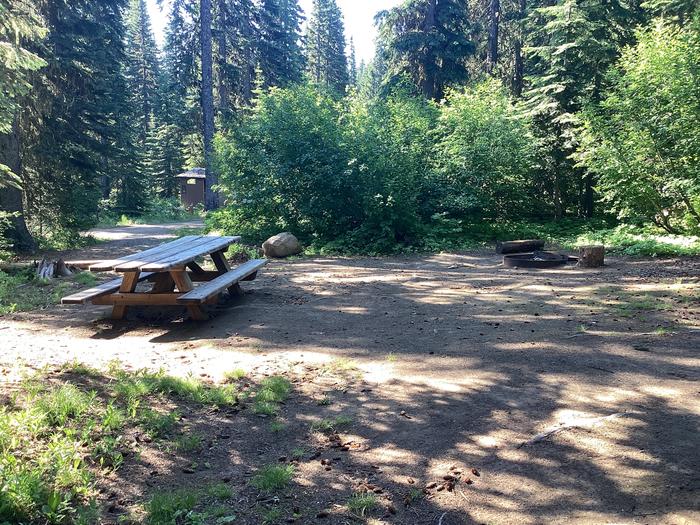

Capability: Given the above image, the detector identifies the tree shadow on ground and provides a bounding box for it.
[4,253,699,523]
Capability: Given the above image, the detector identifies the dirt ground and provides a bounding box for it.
[1,223,699,524]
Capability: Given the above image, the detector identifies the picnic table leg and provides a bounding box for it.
[211,250,242,296]
[111,271,140,320]
[150,273,175,293]
[170,270,208,321]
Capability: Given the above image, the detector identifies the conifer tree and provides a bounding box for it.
[21,0,133,233]
[349,37,358,86]
[376,0,474,100]
[522,0,641,218]
[304,0,349,93]
[123,0,160,208]
[0,0,45,250]
[257,0,305,87]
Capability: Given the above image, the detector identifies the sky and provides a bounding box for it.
[146,0,402,64]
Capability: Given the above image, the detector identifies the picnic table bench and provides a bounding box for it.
[61,235,266,321]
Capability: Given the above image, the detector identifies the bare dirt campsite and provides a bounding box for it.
[1,224,698,525]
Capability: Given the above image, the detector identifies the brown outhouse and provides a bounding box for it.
[176,168,206,209]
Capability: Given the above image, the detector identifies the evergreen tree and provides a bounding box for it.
[522,0,642,218]
[376,0,474,100]
[125,0,160,145]
[123,0,160,209]
[349,36,358,85]
[257,0,305,87]
[21,0,132,233]
[0,0,45,250]
[304,0,349,93]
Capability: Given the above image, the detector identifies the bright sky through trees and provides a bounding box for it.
[146,0,401,62]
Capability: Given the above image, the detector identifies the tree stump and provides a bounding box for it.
[578,245,605,268]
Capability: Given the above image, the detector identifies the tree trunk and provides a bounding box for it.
[513,0,526,96]
[200,0,218,210]
[420,0,437,100]
[583,172,594,218]
[0,118,36,252]
[215,0,229,116]
[487,0,500,73]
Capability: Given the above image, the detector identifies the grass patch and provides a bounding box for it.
[224,368,247,382]
[251,465,294,492]
[173,433,203,453]
[253,376,291,416]
[347,493,379,517]
[140,408,179,438]
[310,415,353,433]
[0,363,249,524]
[291,447,306,461]
[269,421,285,433]
[145,490,199,525]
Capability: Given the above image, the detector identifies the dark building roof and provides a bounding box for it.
[175,168,206,179]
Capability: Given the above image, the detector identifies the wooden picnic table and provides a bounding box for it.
[61,235,267,321]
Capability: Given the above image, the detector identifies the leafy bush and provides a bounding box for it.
[579,18,700,234]
[211,82,536,254]
[434,80,535,221]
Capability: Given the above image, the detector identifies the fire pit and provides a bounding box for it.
[503,251,578,269]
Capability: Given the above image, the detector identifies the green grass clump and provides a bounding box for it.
[251,465,295,492]
[145,490,199,525]
[112,369,238,408]
[253,376,291,416]
[173,433,203,453]
[310,415,353,433]
[347,493,379,517]
[35,384,96,426]
[140,408,179,438]
[223,368,247,382]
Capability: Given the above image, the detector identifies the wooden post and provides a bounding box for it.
[211,249,241,296]
[578,245,605,268]
[112,271,141,320]
[171,270,208,321]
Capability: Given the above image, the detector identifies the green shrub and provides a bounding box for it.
[579,18,700,235]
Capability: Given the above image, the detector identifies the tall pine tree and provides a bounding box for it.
[21,0,132,234]
[0,0,45,250]
[376,0,474,100]
[123,0,160,209]
[522,0,641,218]
[257,0,305,87]
[304,0,349,93]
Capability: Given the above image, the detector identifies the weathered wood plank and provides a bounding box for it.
[138,236,241,273]
[90,236,199,272]
[178,259,267,305]
[112,236,223,272]
[61,272,154,304]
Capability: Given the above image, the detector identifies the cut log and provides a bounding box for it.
[578,245,605,268]
[496,239,545,254]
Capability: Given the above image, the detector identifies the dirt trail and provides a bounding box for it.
[1,225,698,524]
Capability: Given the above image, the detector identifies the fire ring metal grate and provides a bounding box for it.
[503,251,579,269]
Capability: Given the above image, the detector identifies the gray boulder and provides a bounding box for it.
[262,232,302,258]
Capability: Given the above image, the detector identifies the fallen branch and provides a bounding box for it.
[518,412,631,448]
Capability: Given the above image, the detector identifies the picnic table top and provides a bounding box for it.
[89,235,241,273]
